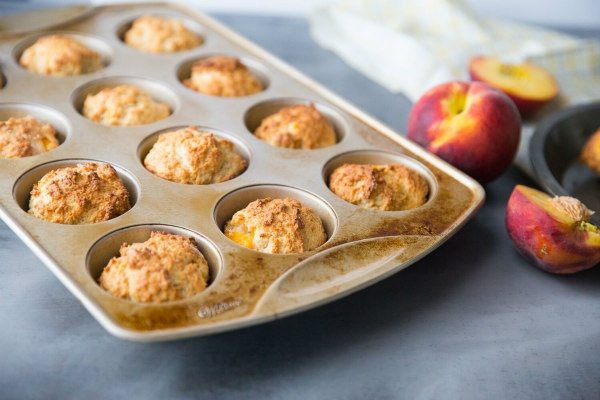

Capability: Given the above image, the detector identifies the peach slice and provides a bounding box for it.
[506,185,600,274]
[469,56,558,117]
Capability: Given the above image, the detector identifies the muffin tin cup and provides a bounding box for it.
[13,31,113,75]
[177,54,271,96]
[12,158,140,214]
[71,76,180,125]
[322,149,439,212]
[0,2,484,341]
[86,224,223,296]
[137,124,252,184]
[213,184,338,252]
[244,97,349,145]
[116,13,207,53]
[0,103,71,151]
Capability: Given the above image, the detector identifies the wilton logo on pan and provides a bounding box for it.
[198,299,242,318]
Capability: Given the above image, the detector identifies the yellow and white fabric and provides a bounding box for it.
[310,0,600,176]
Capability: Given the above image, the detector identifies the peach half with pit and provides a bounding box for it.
[408,81,521,184]
[469,56,559,117]
[505,185,600,274]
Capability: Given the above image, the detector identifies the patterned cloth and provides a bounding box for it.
[310,0,600,177]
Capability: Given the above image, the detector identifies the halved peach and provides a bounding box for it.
[469,56,558,117]
[506,185,600,274]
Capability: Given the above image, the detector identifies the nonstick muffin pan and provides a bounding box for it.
[0,2,484,341]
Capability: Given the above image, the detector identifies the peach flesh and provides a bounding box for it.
[506,185,600,274]
[469,56,558,117]
[408,81,521,183]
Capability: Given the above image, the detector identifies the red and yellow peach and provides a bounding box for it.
[505,185,600,274]
[408,81,521,183]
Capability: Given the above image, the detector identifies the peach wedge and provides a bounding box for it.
[506,185,600,274]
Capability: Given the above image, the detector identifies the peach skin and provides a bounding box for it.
[408,81,521,183]
[505,185,600,274]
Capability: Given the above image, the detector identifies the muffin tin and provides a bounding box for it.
[0,2,484,341]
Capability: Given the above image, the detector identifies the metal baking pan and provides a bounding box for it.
[0,2,484,341]
[530,101,600,225]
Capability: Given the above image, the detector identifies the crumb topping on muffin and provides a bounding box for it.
[20,34,103,76]
[255,104,336,149]
[0,116,59,159]
[224,197,327,254]
[184,56,263,97]
[99,231,209,303]
[329,163,428,211]
[28,162,131,224]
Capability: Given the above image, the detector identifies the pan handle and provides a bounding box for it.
[252,235,436,317]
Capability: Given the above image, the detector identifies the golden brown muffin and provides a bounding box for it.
[0,116,59,159]
[254,104,336,149]
[28,162,131,224]
[329,163,429,211]
[20,35,103,76]
[581,128,600,175]
[124,15,202,53]
[224,197,327,254]
[144,126,247,184]
[184,56,263,97]
[99,231,209,303]
[82,85,170,126]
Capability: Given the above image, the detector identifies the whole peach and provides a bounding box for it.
[408,81,521,183]
[506,185,600,274]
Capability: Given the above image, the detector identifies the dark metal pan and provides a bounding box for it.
[530,101,600,224]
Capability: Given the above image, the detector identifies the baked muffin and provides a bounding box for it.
[581,128,600,175]
[329,163,429,211]
[224,197,327,254]
[99,231,209,303]
[144,126,247,184]
[254,104,336,149]
[184,56,263,97]
[20,34,103,76]
[124,15,202,53]
[82,85,170,126]
[0,116,59,159]
[28,162,131,224]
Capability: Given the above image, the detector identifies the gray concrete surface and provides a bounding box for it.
[1,11,600,400]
